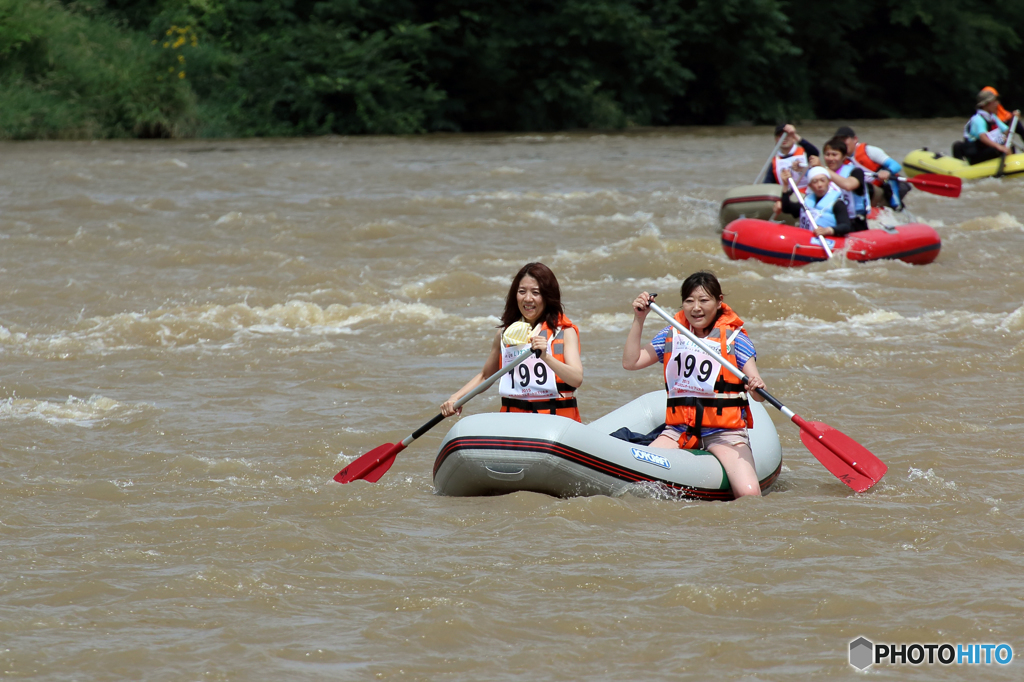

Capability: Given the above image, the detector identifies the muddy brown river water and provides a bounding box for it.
[1,120,1023,680]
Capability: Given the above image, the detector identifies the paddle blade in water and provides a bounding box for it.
[360,451,399,483]
[334,442,404,484]
[798,421,887,493]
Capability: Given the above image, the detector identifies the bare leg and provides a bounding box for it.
[649,434,681,449]
[707,443,762,498]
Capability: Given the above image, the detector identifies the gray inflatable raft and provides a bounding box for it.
[433,391,782,500]
[719,184,792,230]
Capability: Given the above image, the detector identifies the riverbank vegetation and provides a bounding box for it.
[2,0,1022,139]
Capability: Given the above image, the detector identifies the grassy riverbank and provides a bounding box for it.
[3,0,1022,140]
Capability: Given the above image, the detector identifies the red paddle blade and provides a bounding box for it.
[334,442,404,484]
[798,421,887,493]
[907,173,961,198]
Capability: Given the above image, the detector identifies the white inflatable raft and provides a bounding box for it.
[433,391,782,500]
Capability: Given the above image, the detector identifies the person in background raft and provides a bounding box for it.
[980,86,1024,139]
[955,89,1021,165]
[773,166,860,237]
[441,262,583,422]
[763,123,820,190]
[833,125,909,211]
[623,272,767,498]
[817,136,869,232]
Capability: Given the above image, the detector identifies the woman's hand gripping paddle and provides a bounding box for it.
[333,323,542,484]
[647,299,887,492]
[788,177,834,259]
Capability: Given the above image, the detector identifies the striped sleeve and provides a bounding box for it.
[651,326,672,362]
[732,331,756,368]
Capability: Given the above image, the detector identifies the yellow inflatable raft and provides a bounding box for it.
[903,148,1024,180]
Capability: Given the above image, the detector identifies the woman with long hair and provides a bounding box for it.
[441,262,583,421]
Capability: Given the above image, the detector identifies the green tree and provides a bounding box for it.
[420,0,691,131]
[0,0,197,139]
[785,0,1021,119]
[7,0,1024,137]
[180,0,445,135]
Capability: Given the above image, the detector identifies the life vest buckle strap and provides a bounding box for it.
[501,397,578,412]
[667,396,748,409]
[714,377,744,392]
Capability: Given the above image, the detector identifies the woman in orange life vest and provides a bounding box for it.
[622,271,766,498]
[441,262,583,421]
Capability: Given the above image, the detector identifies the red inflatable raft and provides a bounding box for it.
[721,218,941,267]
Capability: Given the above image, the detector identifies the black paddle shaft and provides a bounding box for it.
[411,413,446,440]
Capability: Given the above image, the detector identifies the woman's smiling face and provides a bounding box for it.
[682,286,721,332]
[517,275,544,324]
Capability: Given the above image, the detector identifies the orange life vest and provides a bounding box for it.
[663,305,752,446]
[852,143,885,187]
[500,315,581,422]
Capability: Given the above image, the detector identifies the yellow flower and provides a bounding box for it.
[168,66,175,72]
[163,42,169,48]
[178,55,185,63]
[178,71,186,79]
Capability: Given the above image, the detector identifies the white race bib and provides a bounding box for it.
[798,208,821,231]
[666,336,721,399]
[984,127,1007,146]
[498,344,559,399]
[776,153,809,188]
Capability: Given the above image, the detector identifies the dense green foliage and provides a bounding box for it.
[0,0,197,138]
[2,0,1024,138]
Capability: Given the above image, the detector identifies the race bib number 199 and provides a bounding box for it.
[498,345,559,399]
[666,340,720,399]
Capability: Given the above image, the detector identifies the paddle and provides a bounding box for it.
[787,176,834,258]
[753,132,786,185]
[878,173,960,199]
[646,299,887,492]
[1009,113,1021,153]
[996,113,1018,179]
[334,325,543,484]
